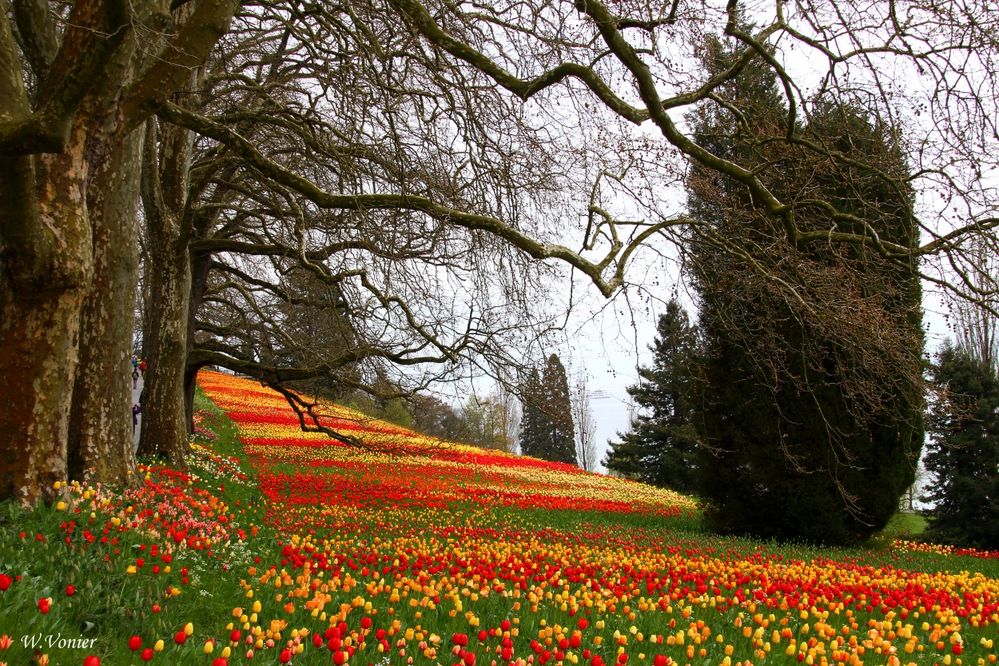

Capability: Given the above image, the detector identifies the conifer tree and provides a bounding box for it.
[924,343,999,550]
[604,300,699,492]
[689,31,923,544]
[540,354,577,465]
[518,367,544,457]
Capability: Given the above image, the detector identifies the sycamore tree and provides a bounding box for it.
[0,0,239,504]
[135,1,569,460]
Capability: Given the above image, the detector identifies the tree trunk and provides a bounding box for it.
[0,0,236,503]
[0,2,127,503]
[138,248,191,464]
[67,129,144,484]
[183,251,213,431]
[138,116,196,464]
[0,145,92,505]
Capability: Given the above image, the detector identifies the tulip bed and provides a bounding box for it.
[0,370,997,666]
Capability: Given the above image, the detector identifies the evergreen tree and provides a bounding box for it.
[923,343,999,550]
[604,300,700,493]
[540,354,577,465]
[689,32,923,544]
[518,367,544,457]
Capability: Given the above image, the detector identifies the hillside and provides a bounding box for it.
[0,370,996,666]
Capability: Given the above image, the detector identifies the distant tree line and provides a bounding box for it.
[335,378,520,453]
[409,391,518,453]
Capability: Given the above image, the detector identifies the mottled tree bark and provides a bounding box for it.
[138,117,195,464]
[138,246,192,464]
[0,134,93,504]
[0,0,237,503]
[68,129,144,484]
[183,251,213,431]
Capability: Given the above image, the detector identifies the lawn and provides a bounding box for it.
[0,370,996,666]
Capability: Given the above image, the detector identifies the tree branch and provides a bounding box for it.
[0,0,130,155]
[121,0,240,129]
[157,100,627,296]
[12,0,58,82]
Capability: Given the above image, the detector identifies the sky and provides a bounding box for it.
[558,276,681,471]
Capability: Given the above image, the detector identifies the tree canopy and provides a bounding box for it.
[687,31,924,544]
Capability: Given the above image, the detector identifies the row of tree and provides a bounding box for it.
[3,0,999,518]
[409,391,518,453]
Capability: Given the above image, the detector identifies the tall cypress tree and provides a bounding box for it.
[924,342,999,550]
[518,367,544,457]
[689,33,923,544]
[540,354,577,465]
[604,300,700,492]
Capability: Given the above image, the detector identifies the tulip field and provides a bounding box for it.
[1,370,998,666]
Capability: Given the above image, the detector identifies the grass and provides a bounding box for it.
[886,511,929,537]
[0,388,281,665]
[0,382,996,665]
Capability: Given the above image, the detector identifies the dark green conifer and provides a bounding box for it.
[689,31,923,545]
[540,354,577,465]
[604,300,699,492]
[923,343,999,550]
[518,367,544,458]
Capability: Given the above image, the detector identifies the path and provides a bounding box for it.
[131,373,143,455]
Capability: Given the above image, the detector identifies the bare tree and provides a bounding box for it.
[134,2,569,458]
[948,239,999,369]
[389,0,999,316]
[1,0,239,504]
[493,382,521,454]
[571,371,598,472]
